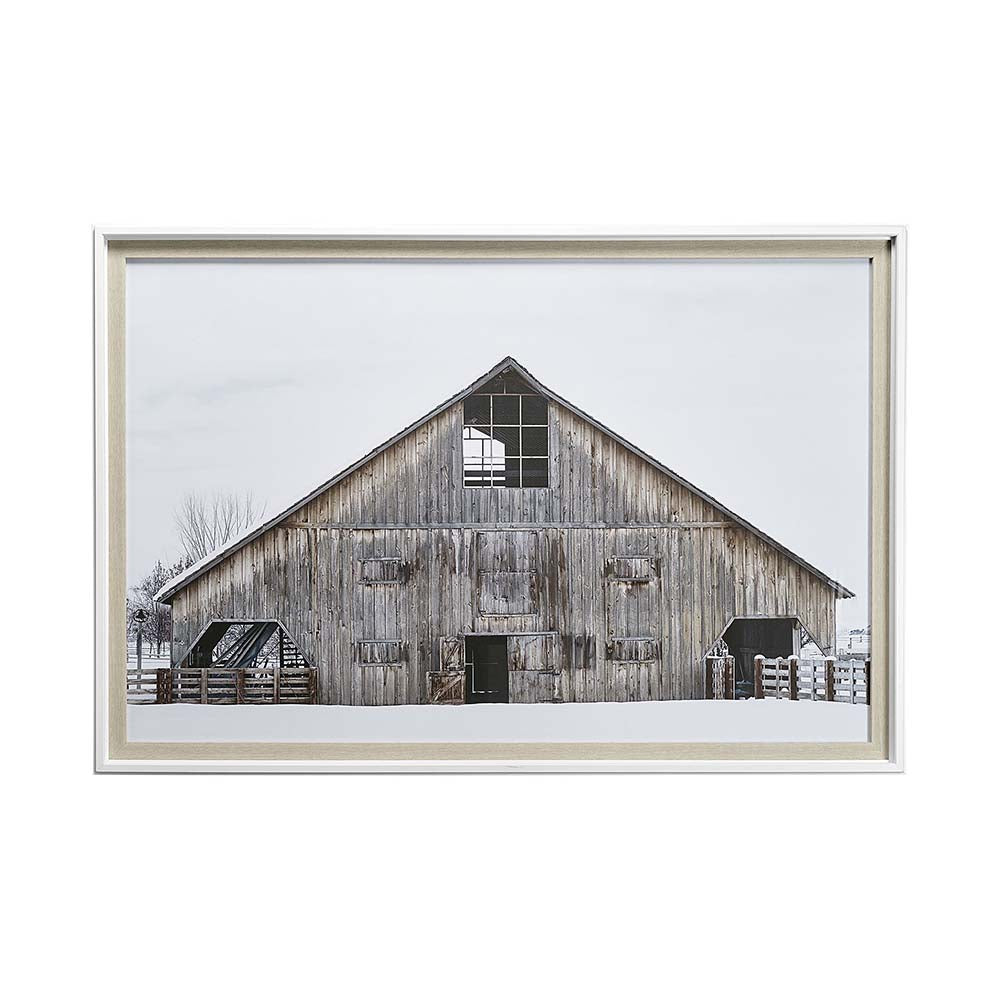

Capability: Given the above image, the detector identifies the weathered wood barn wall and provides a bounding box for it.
[160,360,848,705]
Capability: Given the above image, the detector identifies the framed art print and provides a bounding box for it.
[94,228,905,772]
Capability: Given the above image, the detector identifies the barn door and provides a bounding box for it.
[605,556,660,644]
[508,633,559,704]
[605,551,661,701]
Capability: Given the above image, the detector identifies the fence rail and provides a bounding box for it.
[706,656,869,704]
[126,668,161,704]
[126,666,318,705]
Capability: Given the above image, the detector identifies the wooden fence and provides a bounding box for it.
[706,656,869,704]
[755,656,869,704]
[126,667,161,704]
[126,666,318,705]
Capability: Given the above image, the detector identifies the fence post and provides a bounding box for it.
[156,667,170,705]
[705,660,714,700]
[235,667,245,705]
[788,656,798,701]
[754,655,764,699]
[864,659,871,706]
[725,658,734,700]
[825,657,836,702]
[308,668,318,705]
[200,667,208,704]
[275,633,285,704]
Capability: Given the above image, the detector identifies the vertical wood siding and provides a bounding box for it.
[168,401,840,704]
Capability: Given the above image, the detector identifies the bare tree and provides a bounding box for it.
[127,557,188,656]
[174,491,267,564]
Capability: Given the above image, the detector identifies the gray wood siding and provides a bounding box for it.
[168,399,838,703]
[291,402,728,526]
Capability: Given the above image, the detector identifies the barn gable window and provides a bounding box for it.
[463,370,549,488]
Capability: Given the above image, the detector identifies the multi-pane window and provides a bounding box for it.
[462,373,549,488]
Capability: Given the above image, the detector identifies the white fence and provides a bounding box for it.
[755,656,869,704]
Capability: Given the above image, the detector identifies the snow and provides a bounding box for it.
[127,699,868,743]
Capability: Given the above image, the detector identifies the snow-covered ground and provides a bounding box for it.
[128,699,868,743]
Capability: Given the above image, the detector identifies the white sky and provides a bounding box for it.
[126,258,870,630]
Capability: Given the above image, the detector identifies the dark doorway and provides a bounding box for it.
[465,636,509,704]
[721,618,798,699]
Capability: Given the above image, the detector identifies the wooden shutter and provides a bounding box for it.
[508,633,559,704]
[608,556,657,582]
[359,558,405,584]
[507,633,557,671]
[357,640,404,665]
[606,637,660,662]
[476,531,539,616]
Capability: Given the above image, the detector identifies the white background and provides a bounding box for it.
[2,3,996,1000]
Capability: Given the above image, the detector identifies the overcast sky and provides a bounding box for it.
[126,258,870,631]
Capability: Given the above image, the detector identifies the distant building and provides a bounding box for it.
[837,627,870,658]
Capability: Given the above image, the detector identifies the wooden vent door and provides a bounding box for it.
[427,636,466,705]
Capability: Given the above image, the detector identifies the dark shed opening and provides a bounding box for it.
[722,617,799,698]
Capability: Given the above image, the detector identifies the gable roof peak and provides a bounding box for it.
[478,355,530,380]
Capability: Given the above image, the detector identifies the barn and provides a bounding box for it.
[154,357,853,705]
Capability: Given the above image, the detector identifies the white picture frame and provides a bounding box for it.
[94,227,905,772]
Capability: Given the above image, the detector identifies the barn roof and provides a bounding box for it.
[155,356,854,603]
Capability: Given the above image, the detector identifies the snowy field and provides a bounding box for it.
[128,699,868,743]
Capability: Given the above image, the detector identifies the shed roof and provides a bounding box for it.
[155,356,854,603]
